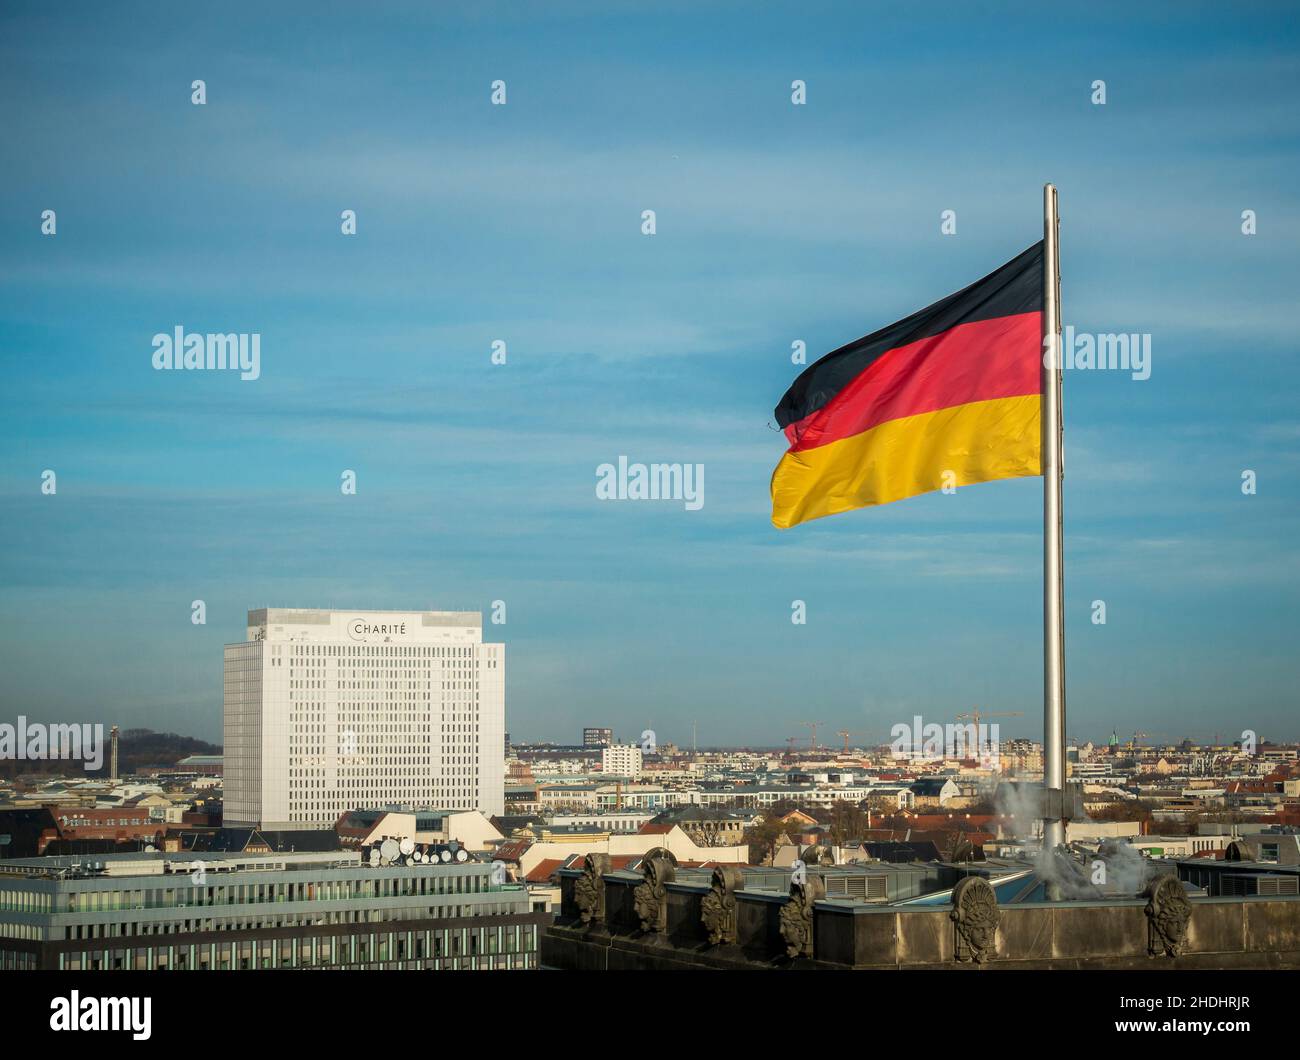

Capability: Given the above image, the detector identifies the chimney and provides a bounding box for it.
[110,726,120,781]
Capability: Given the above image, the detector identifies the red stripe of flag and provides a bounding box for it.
[784,311,1042,451]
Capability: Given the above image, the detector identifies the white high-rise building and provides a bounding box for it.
[224,608,505,829]
[601,743,644,780]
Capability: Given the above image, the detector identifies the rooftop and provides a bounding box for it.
[0,848,501,882]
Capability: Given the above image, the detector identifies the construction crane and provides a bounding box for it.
[1127,730,1149,751]
[955,709,1024,728]
[784,736,801,760]
[836,730,874,753]
[799,720,825,752]
[954,709,1023,757]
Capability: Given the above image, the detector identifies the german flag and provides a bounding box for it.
[771,242,1044,529]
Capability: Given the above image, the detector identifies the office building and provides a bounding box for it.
[224,608,505,829]
[0,850,544,971]
[583,727,613,748]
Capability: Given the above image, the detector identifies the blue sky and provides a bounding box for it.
[1,1,1297,748]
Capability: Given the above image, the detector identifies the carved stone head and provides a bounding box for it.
[701,865,743,945]
[573,852,610,925]
[632,849,678,933]
[1144,874,1192,957]
[950,876,1000,964]
[778,874,825,959]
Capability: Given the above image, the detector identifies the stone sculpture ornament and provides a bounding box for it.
[632,848,677,933]
[800,843,835,866]
[779,875,825,958]
[1145,874,1192,957]
[700,865,744,945]
[573,852,610,925]
[950,876,1000,964]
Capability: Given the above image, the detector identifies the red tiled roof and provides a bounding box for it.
[1224,781,1280,795]
[524,858,566,882]
[493,839,533,861]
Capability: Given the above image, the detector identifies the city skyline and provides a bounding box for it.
[2,2,1298,748]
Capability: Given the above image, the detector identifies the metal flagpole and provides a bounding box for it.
[1041,183,1067,865]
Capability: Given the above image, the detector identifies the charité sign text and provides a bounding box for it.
[347,618,411,642]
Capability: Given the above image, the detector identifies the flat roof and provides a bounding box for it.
[0,848,499,881]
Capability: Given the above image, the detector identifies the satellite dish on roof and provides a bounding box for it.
[380,838,399,863]
[439,849,452,863]
[399,837,415,856]
[368,848,380,866]
[455,849,468,863]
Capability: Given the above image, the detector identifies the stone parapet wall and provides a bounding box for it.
[545,865,1300,970]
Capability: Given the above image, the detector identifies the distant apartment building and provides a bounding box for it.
[1258,748,1299,763]
[333,808,504,852]
[223,609,505,830]
[550,810,655,833]
[1001,739,1043,775]
[908,777,960,808]
[538,783,599,811]
[593,784,676,811]
[0,850,544,971]
[0,807,166,858]
[649,806,750,846]
[50,805,174,843]
[504,785,542,816]
[583,727,613,748]
[864,784,915,811]
[601,743,643,779]
[686,784,876,809]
